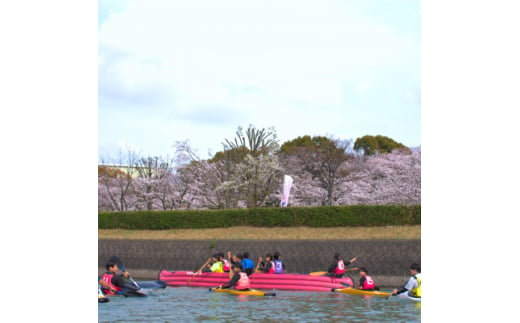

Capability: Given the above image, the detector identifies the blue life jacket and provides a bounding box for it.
[241,258,254,269]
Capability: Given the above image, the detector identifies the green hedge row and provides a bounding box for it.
[98,205,420,229]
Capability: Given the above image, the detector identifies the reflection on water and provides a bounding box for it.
[98,287,420,322]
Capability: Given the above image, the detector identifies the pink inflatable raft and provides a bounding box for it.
[158,270,354,292]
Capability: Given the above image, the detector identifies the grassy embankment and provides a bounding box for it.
[99,225,420,240]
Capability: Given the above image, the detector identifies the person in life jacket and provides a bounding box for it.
[392,263,421,298]
[328,253,357,278]
[241,251,255,276]
[258,253,275,274]
[219,252,231,272]
[273,251,285,274]
[357,267,378,290]
[219,263,251,290]
[203,254,224,273]
[99,261,130,295]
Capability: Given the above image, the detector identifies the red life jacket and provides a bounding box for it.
[267,261,275,274]
[235,272,251,290]
[222,259,231,272]
[333,260,345,275]
[361,275,375,289]
[101,273,123,295]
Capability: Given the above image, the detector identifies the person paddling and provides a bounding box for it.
[328,253,357,278]
[392,263,421,298]
[228,251,242,267]
[218,263,251,291]
[258,253,275,274]
[99,260,131,295]
[273,251,285,274]
[357,267,378,290]
[203,254,224,273]
[241,251,255,276]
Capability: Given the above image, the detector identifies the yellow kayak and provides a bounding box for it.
[333,288,390,297]
[211,288,276,296]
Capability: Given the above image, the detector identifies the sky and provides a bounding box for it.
[3,1,520,320]
[98,0,420,161]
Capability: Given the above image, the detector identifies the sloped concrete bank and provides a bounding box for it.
[98,239,420,288]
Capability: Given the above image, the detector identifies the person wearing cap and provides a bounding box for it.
[392,263,421,298]
[357,267,378,290]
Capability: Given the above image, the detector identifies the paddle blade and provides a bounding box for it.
[264,292,276,297]
[98,298,109,303]
[309,271,327,276]
[340,282,353,288]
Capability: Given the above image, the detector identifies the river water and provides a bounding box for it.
[98,287,421,322]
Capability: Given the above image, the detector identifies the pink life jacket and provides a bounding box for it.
[235,272,251,290]
[267,261,275,274]
[361,275,375,289]
[333,260,345,275]
[222,259,231,272]
[101,273,123,295]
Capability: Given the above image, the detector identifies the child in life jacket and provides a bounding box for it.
[241,251,255,276]
[218,263,251,291]
[99,260,130,295]
[328,253,357,278]
[203,254,224,273]
[258,253,275,274]
[357,267,378,290]
[273,252,285,274]
[219,252,231,272]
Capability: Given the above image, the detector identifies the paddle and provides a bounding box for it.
[187,258,212,285]
[227,252,233,279]
[209,287,276,297]
[310,267,359,276]
[109,256,142,290]
[254,257,262,273]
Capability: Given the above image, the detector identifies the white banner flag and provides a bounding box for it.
[280,175,293,207]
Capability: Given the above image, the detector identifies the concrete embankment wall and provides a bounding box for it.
[98,239,420,287]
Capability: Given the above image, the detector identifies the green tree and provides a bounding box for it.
[353,135,410,156]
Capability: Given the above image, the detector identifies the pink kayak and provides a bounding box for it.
[159,270,354,292]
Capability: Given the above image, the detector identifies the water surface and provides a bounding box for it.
[98,287,420,322]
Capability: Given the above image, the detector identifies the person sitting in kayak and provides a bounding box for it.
[273,251,285,274]
[203,254,224,273]
[218,264,251,291]
[357,267,379,291]
[328,253,356,278]
[99,260,130,295]
[241,251,255,276]
[392,263,421,298]
[258,253,275,274]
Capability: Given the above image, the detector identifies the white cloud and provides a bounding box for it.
[98,0,420,158]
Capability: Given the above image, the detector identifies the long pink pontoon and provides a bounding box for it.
[158,270,354,292]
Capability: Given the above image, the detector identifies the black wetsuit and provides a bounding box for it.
[221,272,241,289]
